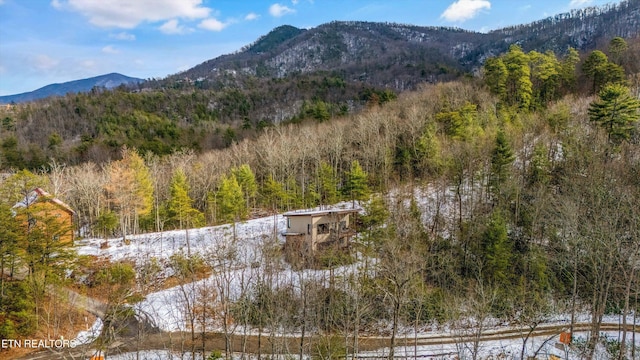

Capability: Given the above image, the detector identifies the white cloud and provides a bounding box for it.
[102,45,119,54]
[110,32,135,41]
[60,0,211,28]
[441,0,491,22]
[269,3,295,17]
[291,0,299,4]
[245,12,260,21]
[51,0,62,8]
[159,19,192,34]
[33,55,60,71]
[80,60,97,70]
[198,18,228,32]
[569,0,592,7]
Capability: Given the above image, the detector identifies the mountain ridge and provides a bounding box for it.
[167,0,639,90]
[0,72,144,104]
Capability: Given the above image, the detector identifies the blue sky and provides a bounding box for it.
[0,0,623,95]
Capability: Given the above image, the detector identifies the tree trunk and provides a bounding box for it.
[618,267,634,360]
[389,298,400,360]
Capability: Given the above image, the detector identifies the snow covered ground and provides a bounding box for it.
[73,202,639,359]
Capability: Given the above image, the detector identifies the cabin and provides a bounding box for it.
[13,188,76,244]
[283,209,359,255]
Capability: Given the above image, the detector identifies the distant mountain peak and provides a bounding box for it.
[0,73,144,104]
[246,25,305,54]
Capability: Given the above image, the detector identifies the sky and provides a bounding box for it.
[0,0,623,96]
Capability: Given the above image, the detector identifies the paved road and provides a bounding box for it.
[14,322,638,360]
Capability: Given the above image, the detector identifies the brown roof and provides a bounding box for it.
[13,188,76,215]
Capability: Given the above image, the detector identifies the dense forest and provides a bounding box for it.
[0,32,639,359]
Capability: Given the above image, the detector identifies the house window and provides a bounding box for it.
[287,218,291,229]
[307,224,311,234]
[317,223,330,234]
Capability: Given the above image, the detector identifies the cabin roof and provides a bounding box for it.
[283,208,359,217]
[13,188,76,215]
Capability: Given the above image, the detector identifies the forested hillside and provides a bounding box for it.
[0,1,638,171]
[1,30,639,358]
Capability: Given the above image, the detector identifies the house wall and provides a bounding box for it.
[17,202,74,244]
[288,212,354,251]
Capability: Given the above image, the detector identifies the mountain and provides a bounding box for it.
[0,73,144,104]
[168,0,639,91]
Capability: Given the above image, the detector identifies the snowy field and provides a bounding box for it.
[73,202,639,360]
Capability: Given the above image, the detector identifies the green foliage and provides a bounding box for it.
[1,136,25,169]
[361,195,389,230]
[166,168,204,229]
[342,160,369,205]
[435,103,481,140]
[360,88,397,105]
[97,110,182,155]
[126,148,155,217]
[402,288,449,324]
[207,350,224,360]
[608,36,628,65]
[315,247,354,269]
[529,50,561,106]
[223,127,237,147]
[560,47,580,93]
[529,143,552,186]
[479,211,513,285]
[169,252,207,279]
[484,57,508,99]
[485,46,582,109]
[546,103,571,133]
[588,84,640,144]
[318,161,339,205]
[216,174,246,222]
[311,334,347,360]
[489,130,515,197]
[232,164,258,209]
[0,204,21,263]
[302,100,332,122]
[503,45,533,109]
[0,281,36,337]
[94,262,136,286]
[47,132,63,150]
[260,174,287,211]
[2,116,15,131]
[95,210,119,237]
[581,50,625,94]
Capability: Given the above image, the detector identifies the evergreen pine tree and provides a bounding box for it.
[343,160,370,207]
[489,130,515,198]
[588,84,640,144]
[232,164,258,210]
[167,169,204,229]
[217,174,246,223]
[318,161,339,206]
[480,211,513,285]
[260,175,286,212]
[503,45,533,109]
[582,50,610,94]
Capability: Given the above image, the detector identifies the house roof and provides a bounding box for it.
[283,208,359,217]
[13,188,76,215]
